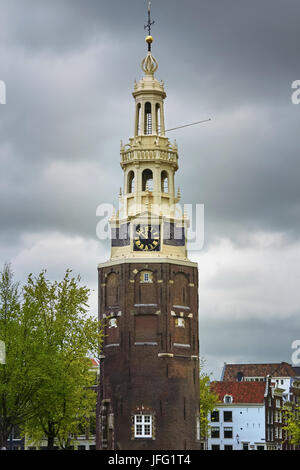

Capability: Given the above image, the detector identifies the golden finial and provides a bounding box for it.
[146,35,154,46]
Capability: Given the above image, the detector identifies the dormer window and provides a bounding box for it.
[224,395,233,404]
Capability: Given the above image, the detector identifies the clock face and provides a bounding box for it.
[133,224,160,252]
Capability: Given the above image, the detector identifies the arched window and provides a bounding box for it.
[142,169,153,191]
[106,273,119,307]
[173,273,189,307]
[128,171,135,193]
[156,103,161,135]
[144,102,152,135]
[161,171,169,193]
[134,270,156,305]
[136,103,141,136]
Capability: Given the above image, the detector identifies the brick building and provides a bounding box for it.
[96,12,200,450]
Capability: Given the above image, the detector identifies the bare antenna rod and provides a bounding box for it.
[165,118,212,133]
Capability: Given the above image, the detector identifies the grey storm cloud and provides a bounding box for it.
[0,0,300,376]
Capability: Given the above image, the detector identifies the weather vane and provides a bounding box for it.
[144,1,155,51]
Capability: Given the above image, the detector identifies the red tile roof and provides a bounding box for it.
[90,358,100,366]
[222,362,296,381]
[211,381,266,404]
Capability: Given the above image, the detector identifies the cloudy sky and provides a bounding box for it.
[0,0,299,379]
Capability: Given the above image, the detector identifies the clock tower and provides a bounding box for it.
[97,16,200,451]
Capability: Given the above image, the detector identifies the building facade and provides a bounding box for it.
[221,362,300,403]
[208,380,285,450]
[96,32,200,450]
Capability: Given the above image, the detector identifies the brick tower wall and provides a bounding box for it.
[97,261,200,450]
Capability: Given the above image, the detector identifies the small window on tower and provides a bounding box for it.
[108,318,118,329]
[145,272,154,284]
[140,271,153,283]
[175,317,185,328]
[134,415,153,438]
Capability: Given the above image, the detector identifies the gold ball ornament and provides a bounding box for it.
[145,35,154,44]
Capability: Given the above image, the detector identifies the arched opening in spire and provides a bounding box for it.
[161,170,169,193]
[156,103,161,135]
[128,171,135,193]
[144,102,152,135]
[142,169,153,191]
[135,103,141,136]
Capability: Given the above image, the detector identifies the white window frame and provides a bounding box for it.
[134,414,153,438]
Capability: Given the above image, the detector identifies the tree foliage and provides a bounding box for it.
[0,263,33,448]
[0,265,104,449]
[283,404,300,446]
[199,359,219,441]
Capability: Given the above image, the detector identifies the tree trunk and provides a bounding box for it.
[0,425,10,450]
[47,421,56,450]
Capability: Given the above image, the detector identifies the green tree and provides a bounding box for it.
[283,404,300,446]
[22,269,104,449]
[199,359,219,444]
[0,263,36,449]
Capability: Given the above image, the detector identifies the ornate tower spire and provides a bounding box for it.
[109,3,191,262]
[97,6,200,452]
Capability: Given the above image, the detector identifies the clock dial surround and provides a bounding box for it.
[133,224,160,252]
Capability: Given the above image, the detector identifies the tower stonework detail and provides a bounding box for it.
[97,33,201,451]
